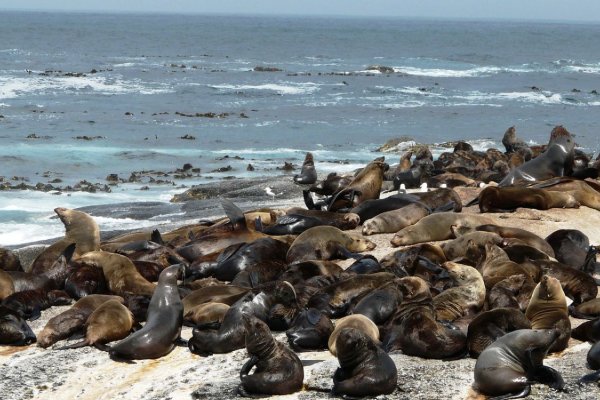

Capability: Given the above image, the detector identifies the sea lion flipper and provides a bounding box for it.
[174,337,188,347]
[487,385,531,400]
[150,229,164,245]
[530,365,565,390]
[62,243,77,263]
[93,343,111,352]
[303,190,317,210]
[58,339,89,350]
[240,355,259,377]
[221,198,247,230]
[579,370,600,383]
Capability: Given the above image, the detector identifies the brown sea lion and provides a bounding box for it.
[0,269,15,301]
[441,231,503,260]
[238,315,304,397]
[30,207,100,274]
[571,298,600,319]
[0,248,22,271]
[37,294,124,348]
[479,243,537,289]
[476,224,555,258]
[2,288,71,320]
[533,259,598,304]
[467,308,531,358]
[362,203,430,235]
[488,274,535,312]
[64,261,108,299]
[390,212,494,247]
[59,299,134,350]
[478,186,579,212]
[530,177,600,211]
[473,329,564,398]
[432,261,485,322]
[286,226,375,264]
[0,305,36,345]
[184,302,230,328]
[78,251,156,296]
[525,275,571,353]
[182,285,250,315]
[327,314,379,356]
[293,152,317,184]
[328,158,387,212]
[333,327,398,397]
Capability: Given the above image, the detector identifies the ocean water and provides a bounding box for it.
[1,11,599,246]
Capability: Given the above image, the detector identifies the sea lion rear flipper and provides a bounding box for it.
[57,340,88,350]
[487,386,530,400]
[465,197,480,207]
[150,229,164,245]
[530,365,565,391]
[579,370,600,383]
[93,343,111,352]
[221,198,247,230]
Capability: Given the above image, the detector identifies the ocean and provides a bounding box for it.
[1,11,599,246]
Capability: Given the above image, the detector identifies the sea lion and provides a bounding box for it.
[0,269,15,301]
[59,299,134,351]
[351,280,403,325]
[308,172,353,196]
[362,203,431,235]
[478,186,579,213]
[545,229,597,273]
[293,152,317,184]
[238,315,304,397]
[37,294,124,348]
[78,251,156,296]
[262,211,359,235]
[328,314,380,356]
[432,261,486,322]
[580,341,600,383]
[383,276,466,358]
[285,308,334,351]
[64,261,108,299]
[2,288,71,320]
[502,126,530,155]
[530,177,600,211]
[533,259,598,304]
[467,308,532,358]
[0,248,22,271]
[476,224,555,258]
[525,275,570,353]
[571,298,600,319]
[0,305,36,345]
[327,158,387,212]
[473,329,564,398]
[108,264,183,360]
[571,317,600,342]
[349,194,423,222]
[488,274,535,312]
[184,302,229,328]
[286,226,375,264]
[479,243,538,289]
[30,207,100,274]
[390,212,494,247]
[441,231,503,261]
[182,285,250,315]
[333,327,398,397]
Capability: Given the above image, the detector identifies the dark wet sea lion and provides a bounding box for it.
[59,299,134,350]
[238,315,304,397]
[0,305,36,345]
[2,288,71,320]
[362,203,431,235]
[525,275,570,353]
[467,308,531,358]
[478,186,579,212]
[571,317,600,342]
[333,327,397,397]
[31,207,100,274]
[64,261,108,299]
[580,342,600,382]
[571,298,600,319]
[545,229,597,272]
[308,172,353,196]
[78,251,156,296]
[285,308,333,351]
[37,294,124,348]
[477,224,555,258]
[473,329,564,398]
[432,261,485,322]
[293,152,317,184]
[383,276,466,358]
[285,208,360,229]
[390,212,494,247]
[108,264,183,360]
[350,193,422,222]
[351,280,403,325]
[286,226,375,264]
[328,314,379,356]
[327,158,387,212]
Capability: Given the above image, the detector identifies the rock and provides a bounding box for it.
[247,164,255,171]
[377,136,417,152]
[366,65,395,74]
[210,166,233,173]
[106,174,119,183]
[182,163,193,171]
[180,134,196,140]
[253,66,283,72]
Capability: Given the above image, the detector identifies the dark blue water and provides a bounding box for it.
[1,11,599,245]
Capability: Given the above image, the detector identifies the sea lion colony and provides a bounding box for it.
[1,125,600,398]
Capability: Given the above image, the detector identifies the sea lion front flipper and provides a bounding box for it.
[150,229,164,245]
[221,198,247,230]
[174,337,188,347]
[579,370,600,383]
[240,355,259,378]
[303,190,317,210]
[529,365,565,390]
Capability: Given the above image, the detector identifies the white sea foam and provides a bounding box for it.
[392,66,502,78]
[209,82,320,95]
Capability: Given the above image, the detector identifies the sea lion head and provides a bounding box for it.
[442,261,480,286]
[242,314,273,356]
[537,275,565,303]
[347,233,376,252]
[0,305,36,346]
[563,193,580,209]
[342,213,360,230]
[335,327,372,367]
[398,276,431,302]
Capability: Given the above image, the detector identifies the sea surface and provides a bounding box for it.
[1,11,599,246]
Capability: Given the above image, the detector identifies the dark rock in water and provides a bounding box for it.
[106,174,119,183]
[377,136,416,152]
[278,162,294,171]
[180,134,196,140]
[366,65,395,74]
[139,186,149,191]
[253,66,283,72]
[247,164,255,171]
[74,135,104,140]
[182,163,193,171]
[211,165,233,173]
[124,112,133,116]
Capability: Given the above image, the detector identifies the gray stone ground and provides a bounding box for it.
[2,182,600,399]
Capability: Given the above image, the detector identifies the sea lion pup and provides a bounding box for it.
[59,299,134,351]
[31,207,100,274]
[479,243,537,289]
[473,329,564,398]
[0,248,22,272]
[327,158,387,212]
[467,308,531,358]
[488,274,536,312]
[286,226,375,264]
[238,315,303,397]
[441,231,503,261]
[432,261,485,322]
[2,288,71,320]
[498,127,575,187]
[108,264,183,360]
[182,285,250,315]
[78,251,156,296]
[351,280,403,325]
[362,202,431,236]
[383,276,466,358]
[285,308,333,351]
[327,314,380,356]
[532,259,598,304]
[476,224,555,258]
[390,212,494,247]
[332,327,397,397]
[478,186,580,212]
[502,125,530,155]
[0,305,37,345]
[184,302,229,328]
[293,152,317,184]
[64,261,108,299]
[545,229,597,273]
[525,275,571,353]
[37,294,124,348]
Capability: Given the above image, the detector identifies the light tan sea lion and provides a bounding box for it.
[362,203,430,235]
[78,251,156,296]
[441,231,503,260]
[184,302,230,327]
[30,207,100,274]
[432,261,486,322]
[525,275,571,353]
[328,314,379,356]
[0,269,15,300]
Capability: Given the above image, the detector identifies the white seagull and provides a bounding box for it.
[420,182,428,192]
[264,186,276,200]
